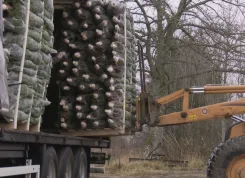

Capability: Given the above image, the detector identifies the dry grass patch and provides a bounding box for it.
[106,160,170,176]
[105,154,206,176]
[186,155,206,169]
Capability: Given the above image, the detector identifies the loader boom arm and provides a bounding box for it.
[136,85,245,128]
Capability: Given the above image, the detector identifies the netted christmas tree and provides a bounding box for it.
[55,0,137,131]
[2,0,55,126]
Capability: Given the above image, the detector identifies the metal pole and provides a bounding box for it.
[14,0,31,128]
[25,160,31,178]
[123,8,127,131]
[138,41,144,93]
[140,44,146,93]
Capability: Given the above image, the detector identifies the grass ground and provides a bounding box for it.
[91,169,206,178]
[91,155,206,178]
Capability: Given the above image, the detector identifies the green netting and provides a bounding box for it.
[8,95,31,122]
[30,116,40,125]
[33,98,50,107]
[30,0,44,14]
[4,34,42,53]
[25,49,43,65]
[8,84,34,99]
[21,73,37,86]
[37,68,51,81]
[8,64,36,77]
[44,9,52,19]
[44,0,54,14]
[28,28,42,42]
[19,106,31,114]
[33,91,43,98]
[5,0,28,6]
[34,82,45,94]
[11,59,38,70]
[42,38,52,48]
[17,110,29,122]
[31,106,43,118]
[2,0,55,125]
[27,36,41,51]
[20,85,35,98]
[8,72,37,87]
[29,11,44,28]
[41,52,52,64]
[41,43,56,54]
[42,29,51,42]
[3,17,25,34]
[8,4,27,20]
[25,60,38,70]
[126,84,136,94]
[43,16,54,32]
[3,33,24,46]
[19,98,33,111]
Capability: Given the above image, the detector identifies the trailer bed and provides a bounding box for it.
[0,129,110,148]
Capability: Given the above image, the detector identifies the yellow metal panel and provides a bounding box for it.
[157,89,185,105]
[157,98,245,126]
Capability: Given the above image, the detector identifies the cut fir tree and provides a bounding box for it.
[54,0,137,132]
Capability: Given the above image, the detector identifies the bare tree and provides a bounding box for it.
[113,0,245,161]
[127,0,245,97]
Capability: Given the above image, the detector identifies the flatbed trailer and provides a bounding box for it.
[0,128,110,178]
[0,3,112,173]
[0,0,136,177]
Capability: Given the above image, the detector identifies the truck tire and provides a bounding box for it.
[207,136,245,178]
[42,146,58,178]
[58,147,74,178]
[73,148,88,178]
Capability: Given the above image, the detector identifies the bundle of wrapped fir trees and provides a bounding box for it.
[55,0,137,131]
[2,0,137,132]
[2,0,55,125]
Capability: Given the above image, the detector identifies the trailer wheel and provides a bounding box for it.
[73,148,88,178]
[58,147,74,178]
[42,146,58,178]
[207,136,245,178]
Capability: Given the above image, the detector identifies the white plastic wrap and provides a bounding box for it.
[0,39,10,118]
[0,0,10,119]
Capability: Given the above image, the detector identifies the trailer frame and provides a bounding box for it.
[0,129,110,148]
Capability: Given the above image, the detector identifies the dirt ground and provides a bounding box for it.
[91,170,206,178]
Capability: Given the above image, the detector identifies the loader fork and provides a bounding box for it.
[136,41,160,128]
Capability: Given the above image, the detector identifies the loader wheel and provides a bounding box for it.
[207,136,245,178]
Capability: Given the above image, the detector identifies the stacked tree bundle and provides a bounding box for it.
[124,9,137,130]
[55,0,137,131]
[2,0,55,125]
[30,0,55,125]
[3,0,34,122]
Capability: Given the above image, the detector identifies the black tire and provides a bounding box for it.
[58,147,74,178]
[207,136,245,178]
[73,148,88,178]
[41,146,58,178]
